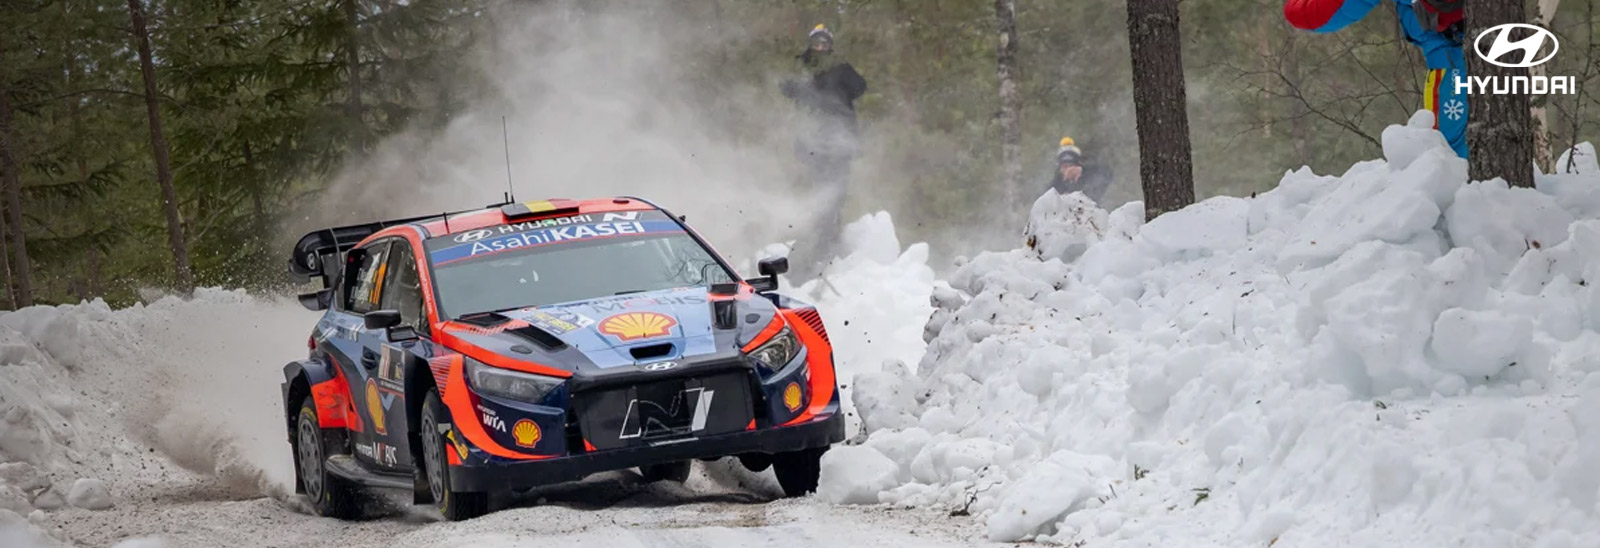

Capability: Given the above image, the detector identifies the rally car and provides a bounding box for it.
[282,197,842,520]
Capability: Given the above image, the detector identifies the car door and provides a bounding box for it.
[368,239,427,472]
[332,239,403,470]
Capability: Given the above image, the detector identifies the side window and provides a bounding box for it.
[346,241,392,314]
[379,241,427,330]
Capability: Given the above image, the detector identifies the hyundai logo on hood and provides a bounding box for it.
[641,361,679,372]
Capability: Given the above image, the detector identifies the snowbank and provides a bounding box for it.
[0,290,311,545]
[828,113,1600,547]
[767,211,938,439]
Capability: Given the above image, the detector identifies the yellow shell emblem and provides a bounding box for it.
[365,379,386,435]
[512,419,541,448]
[598,312,678,341]
[783,382,804,412]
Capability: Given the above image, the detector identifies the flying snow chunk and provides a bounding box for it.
[66,478,112,510]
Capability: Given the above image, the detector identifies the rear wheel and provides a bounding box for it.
[419,389,489,521]
[296,400,360,519]
[639,461,692,483]
[772,446,827,497]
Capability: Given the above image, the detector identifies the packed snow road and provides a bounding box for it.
[51,465,991,547]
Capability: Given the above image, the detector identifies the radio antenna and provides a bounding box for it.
[501,116,517,204]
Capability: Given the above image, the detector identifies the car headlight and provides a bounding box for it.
[465,359,564,403]
[746,326,801,372]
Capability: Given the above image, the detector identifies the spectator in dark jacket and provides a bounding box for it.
[781,24,868,267]
[1047,137,1113,205]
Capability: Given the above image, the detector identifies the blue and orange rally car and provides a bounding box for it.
[283,197,842,520]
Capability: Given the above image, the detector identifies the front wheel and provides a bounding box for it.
[771,446,827,497]
[296,400,360,519]
[419,389,489,521]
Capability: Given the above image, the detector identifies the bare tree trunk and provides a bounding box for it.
[128,0,194,294]
[1465,0,1535,187]
[996,0,1022,206]
[1531,0,1562,174]
[1127,0,1195,220]
[0,201,13,310]
[343,0,367,154]
[0,40,33,307]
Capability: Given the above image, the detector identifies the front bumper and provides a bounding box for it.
[449,405,843,493]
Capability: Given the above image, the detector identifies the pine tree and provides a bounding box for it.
[1465,0,1535,187]
[1127,0,1195,220]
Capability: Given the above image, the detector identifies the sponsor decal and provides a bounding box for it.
[598,312,678,341]
[783,382,803,412]
[619,388,714,439]
[512,419,541,448]
[365,379,387,435]
[478,405,507,433]
[371,442,399,466]
[446,429,469,460]
[453,214,598,243]
[524,308,593,335]
[1457,24,1576,96]
[642,361,679,372]
[428,219,685,264]
[601,211,640,221]
[578,294,707,313]
[356,443,375,458]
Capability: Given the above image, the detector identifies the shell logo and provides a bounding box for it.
[365,379,387,435]
[783,382,803,412]
[512,419,541,448]
[598,312,677,341]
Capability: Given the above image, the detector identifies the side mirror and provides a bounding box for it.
[298,288,333,311]
[758,256,790,277]
[364,310,402,330]
[747,256,789,293]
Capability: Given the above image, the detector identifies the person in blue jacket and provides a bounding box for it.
[1285,0,1468,158]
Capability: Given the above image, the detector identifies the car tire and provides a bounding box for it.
[772,446,827,497]
[639,461,692,483]
[296,400,361,519]
[419,388,489,521]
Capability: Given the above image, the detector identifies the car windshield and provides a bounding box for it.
[424,210,736,318]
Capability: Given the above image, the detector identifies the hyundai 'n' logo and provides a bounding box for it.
[453,229,495,243]
[1474,24,1559,68]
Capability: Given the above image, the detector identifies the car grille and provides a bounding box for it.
[572,371,754,451]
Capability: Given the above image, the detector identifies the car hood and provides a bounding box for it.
[441,286,780,374]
